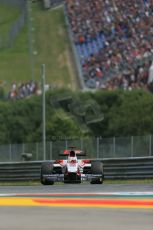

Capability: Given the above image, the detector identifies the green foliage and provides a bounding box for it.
[0,90,82,144]
[107,90,153,137]
[0,89,153,144]
[0,87,5,100]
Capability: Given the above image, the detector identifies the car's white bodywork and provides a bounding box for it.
[41,148,104,184]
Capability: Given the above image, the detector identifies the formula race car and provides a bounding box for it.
[41,147,104,185]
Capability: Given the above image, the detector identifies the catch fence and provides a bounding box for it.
[0,135,153,162]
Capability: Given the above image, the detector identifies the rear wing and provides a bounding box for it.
[59,149,86,156]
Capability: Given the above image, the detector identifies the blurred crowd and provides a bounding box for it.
[7,81,58,100]
[8,81,39,100]
[66,0,153,90]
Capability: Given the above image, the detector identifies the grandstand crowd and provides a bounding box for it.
[5,0,153,99]
[66,0,153,90]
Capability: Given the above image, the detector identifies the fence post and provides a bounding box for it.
[50,141,52,160]
[22,143,25,153]
[96,137,99,158]
[9,144,12,162]
[36,143,39,161]
[99,137,102,159]
[149,135,152,156]
[113,137,116,158]
[65,139,68,149]
[131,136,134,157]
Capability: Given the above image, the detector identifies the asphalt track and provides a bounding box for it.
[0,184,153,230]
[0,183,153,193]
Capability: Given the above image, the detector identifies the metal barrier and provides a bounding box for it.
[103,157,153,179]
[0,161,41,182]
[0,157,153,182]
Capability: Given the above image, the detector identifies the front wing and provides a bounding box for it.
[41,173,103,182]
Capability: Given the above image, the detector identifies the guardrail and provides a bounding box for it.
[0,157,153,182]
[103,157,153,179]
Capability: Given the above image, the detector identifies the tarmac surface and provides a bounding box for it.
[0,206,152,230]
[0,184,152,230]
[0,183,152,193]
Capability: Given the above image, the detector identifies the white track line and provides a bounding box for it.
[0,192,153,197]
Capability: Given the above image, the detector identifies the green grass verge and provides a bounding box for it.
[0,2,78,91]
[104,179,153,184]
[0,4,20,42]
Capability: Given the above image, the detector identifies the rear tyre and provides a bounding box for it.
[41,162,54,185]
[90,161,103,184]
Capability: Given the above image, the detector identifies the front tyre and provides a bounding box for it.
[90,161,104,184]
[41,162,54,185]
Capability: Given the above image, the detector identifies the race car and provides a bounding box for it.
[40,147,104,185]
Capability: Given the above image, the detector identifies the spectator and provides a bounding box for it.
[8,81,39,100]
[66,0,153,91]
